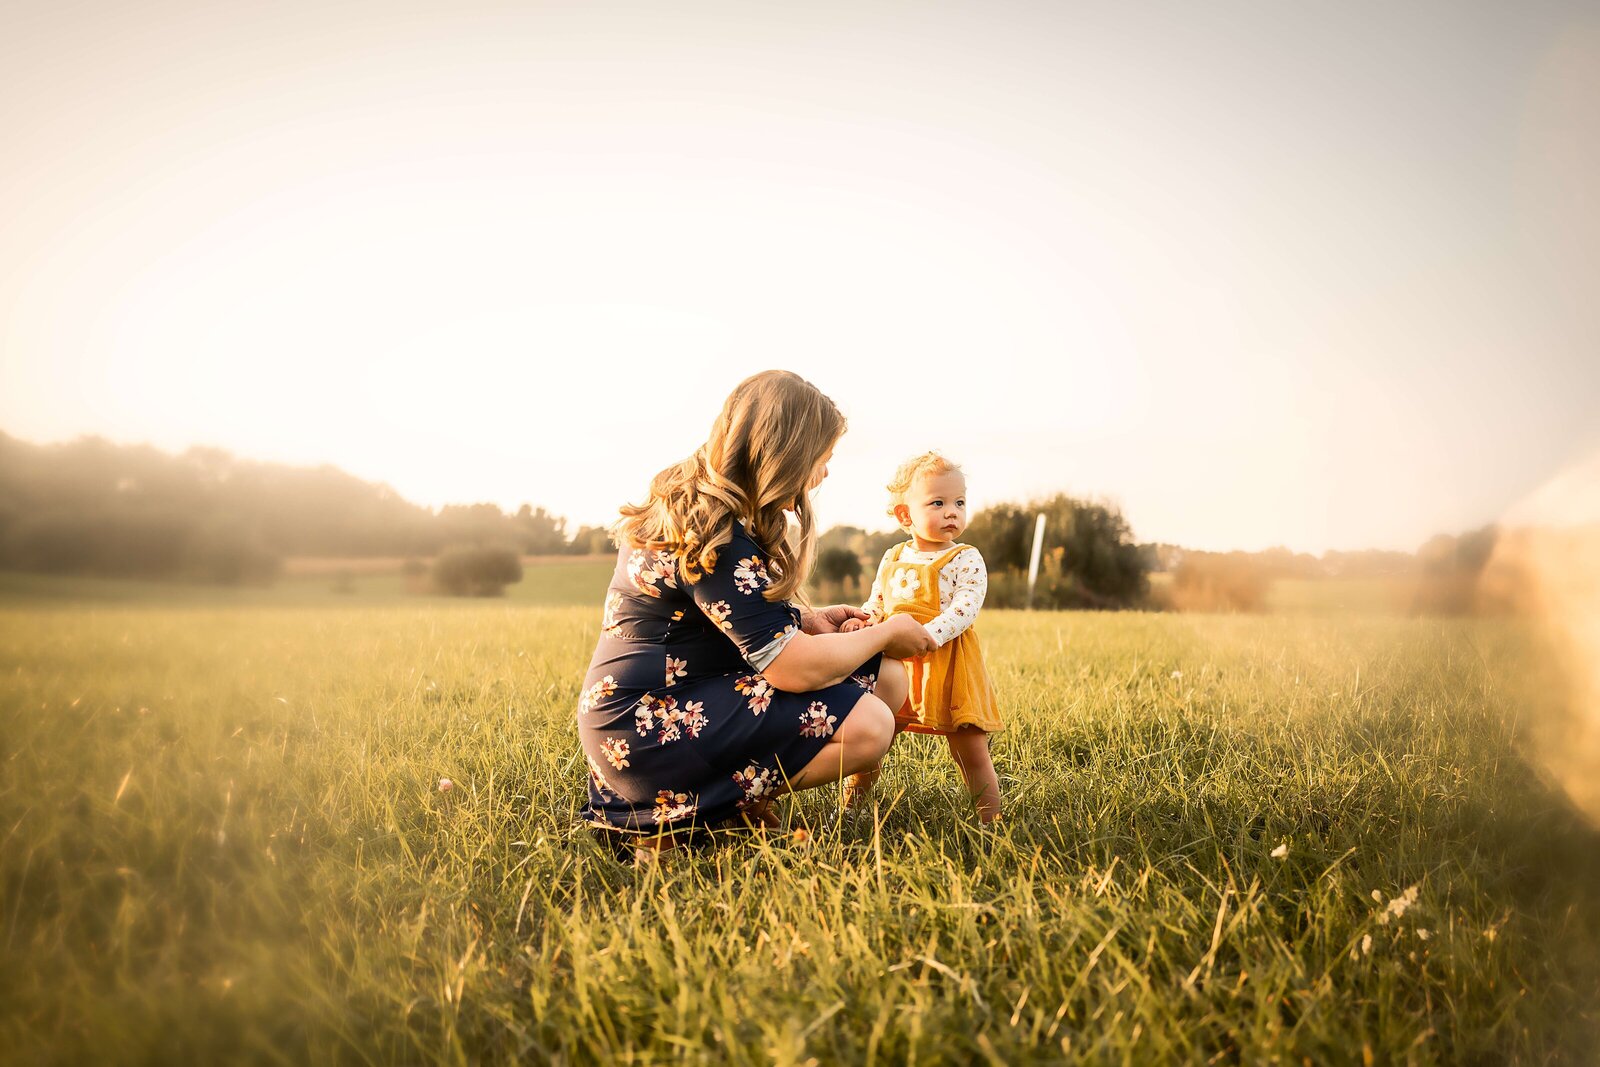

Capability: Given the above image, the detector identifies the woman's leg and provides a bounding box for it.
[737,691,895,829]
[786,691,895,791]
[843,659,907,808]
[947,729,1002,823]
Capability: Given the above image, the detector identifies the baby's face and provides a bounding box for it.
[904,470,968,544]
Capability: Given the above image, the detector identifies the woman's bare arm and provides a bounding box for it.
[763,614,934,692]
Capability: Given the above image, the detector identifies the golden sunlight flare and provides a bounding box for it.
[1485,449,1600,824]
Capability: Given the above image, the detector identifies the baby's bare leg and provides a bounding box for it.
[946,729,1002,823]
[874,658,909,719]
[843,659,908,808]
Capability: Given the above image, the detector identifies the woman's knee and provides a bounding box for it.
[844,693,895,756]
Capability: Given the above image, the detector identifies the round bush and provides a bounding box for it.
[431,545,524,597]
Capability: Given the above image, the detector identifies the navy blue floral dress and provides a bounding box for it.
[578,523,882,834]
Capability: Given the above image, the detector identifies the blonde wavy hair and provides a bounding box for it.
[886,451,963,527]
[614,370,845,603]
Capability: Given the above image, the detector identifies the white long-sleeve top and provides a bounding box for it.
[862,544,988,648]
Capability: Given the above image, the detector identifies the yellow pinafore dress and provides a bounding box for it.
[876,542,1003,735]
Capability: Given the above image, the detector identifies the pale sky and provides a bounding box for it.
[3,1,1597,553]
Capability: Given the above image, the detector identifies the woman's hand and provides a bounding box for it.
[800,604,870,635]
[879,614,937,659]
[765,610,933,693]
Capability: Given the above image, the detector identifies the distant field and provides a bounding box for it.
[282,554,617,578]
[1266,577,1413,615]
[2,567,1416,618]
[0,557,619,609]
[2,585,1597,1063]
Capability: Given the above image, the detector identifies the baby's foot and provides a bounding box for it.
[841,769,881,812]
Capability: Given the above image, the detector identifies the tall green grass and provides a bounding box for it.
[2,601,1596,1063]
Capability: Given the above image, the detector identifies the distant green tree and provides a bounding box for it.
[183,519,281,585]
[567,526,615,555]
[964,494,1149,609]
[514,504,568,554]
[815,546,863,585]
[431,544,524,597]
[818,524,904,565]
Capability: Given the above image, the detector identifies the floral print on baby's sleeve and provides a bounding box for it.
[924,547,988,647]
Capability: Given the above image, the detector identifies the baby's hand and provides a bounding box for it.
[839,617,869,633]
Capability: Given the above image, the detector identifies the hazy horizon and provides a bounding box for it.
[4,422,1582,557]
[4,1,1598,554]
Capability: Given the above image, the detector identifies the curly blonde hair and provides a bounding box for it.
[885,451,963,527]
[614,370,845,603]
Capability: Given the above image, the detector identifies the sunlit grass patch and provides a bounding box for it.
[1,604,1596,1063]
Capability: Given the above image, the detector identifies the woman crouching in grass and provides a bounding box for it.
[575,370,935,862]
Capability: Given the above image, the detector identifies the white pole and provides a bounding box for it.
[1026,513,1047,609]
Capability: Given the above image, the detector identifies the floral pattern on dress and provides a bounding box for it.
[704,600,733,632]
[732,764,780,808]
[628,549,680,598]
[665,656,687,687]
[633,694,707,744]
[588,757,616,802]
[579,675,618,713]
[653,789,696,824]
[851,672,877,691]
[601,592,624,637]
[681,699,708,738]
[799,701,837,738]
[600,736,631,770]
[734,674,773,714]
[733,555,771,595]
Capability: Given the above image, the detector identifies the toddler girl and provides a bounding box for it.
[840,452,1003,822]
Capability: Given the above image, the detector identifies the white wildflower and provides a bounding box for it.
[1270,842,1289,859]
[1376,885,1420,925]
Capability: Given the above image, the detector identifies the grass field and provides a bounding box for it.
[3,575,1598,1063]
